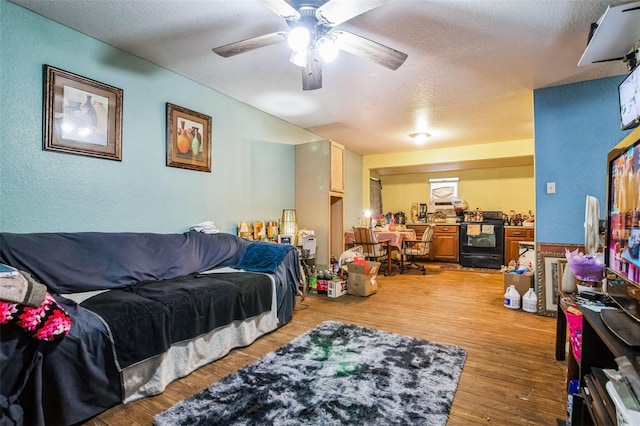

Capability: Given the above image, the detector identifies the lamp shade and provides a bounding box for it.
[281,209,299,245]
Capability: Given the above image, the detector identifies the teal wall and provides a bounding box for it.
[534,76,630,244]
[0,0,321,234]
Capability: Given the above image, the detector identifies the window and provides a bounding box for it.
[429,177,459,201]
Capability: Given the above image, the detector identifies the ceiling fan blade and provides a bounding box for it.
[212,32,288,58]
[259,0,300,20]
[316,0,390,26]
[333,30,407,70]
[302,50,322,91]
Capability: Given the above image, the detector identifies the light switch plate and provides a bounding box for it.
[546,182,556,194]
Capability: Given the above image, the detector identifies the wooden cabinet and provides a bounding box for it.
[296,140,344,267]
[406,224,430,240]
[504,227,535,265]
[431,224,459,262]
[406,223,459,261]
[329,141,344,194]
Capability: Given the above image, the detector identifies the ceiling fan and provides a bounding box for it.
[212,0,408,90]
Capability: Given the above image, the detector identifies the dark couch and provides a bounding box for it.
[0,231,301,426]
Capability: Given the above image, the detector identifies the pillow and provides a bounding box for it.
[235,241,295,273]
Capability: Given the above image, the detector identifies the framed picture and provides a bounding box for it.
[253,222,266,241]
[238,222,253,240]
[536,243,582,317]
[278,235,293,245]
[43,65,123,160]
[557,259,568,291]
[166,103,211,172]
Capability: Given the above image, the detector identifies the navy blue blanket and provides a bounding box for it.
[0,231,249,294]
[81,272,273,369]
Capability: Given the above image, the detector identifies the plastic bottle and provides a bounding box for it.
[523,288,537,313]
[308,273,317,294]
[317,270,330,295]
[504,285,521,309]
[566,379,580,425]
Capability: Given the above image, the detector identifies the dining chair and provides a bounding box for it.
[401,225,434,275]
[352,226,392,276]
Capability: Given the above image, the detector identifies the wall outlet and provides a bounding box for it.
[546,182,556,194]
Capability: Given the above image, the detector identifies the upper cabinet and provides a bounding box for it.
[329,141,344,195]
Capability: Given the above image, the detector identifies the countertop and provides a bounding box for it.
[405,222,460,226]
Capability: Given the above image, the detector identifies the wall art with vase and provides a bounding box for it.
[166,103,212,172]
[43,65,123,160]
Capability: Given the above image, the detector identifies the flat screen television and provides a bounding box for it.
[619,65,640,131]
[605,132,640,346]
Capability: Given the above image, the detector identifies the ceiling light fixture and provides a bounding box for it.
[287,26,310,52]
[409,132,431,144]
[290,49,309,68]
[317,35,339,63]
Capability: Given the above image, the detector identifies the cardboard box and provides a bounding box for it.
[503,272,534,296]
[328,280,347,298]
[347,261,380,297]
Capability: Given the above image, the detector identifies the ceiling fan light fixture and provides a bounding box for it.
[317,35,339,63]
[290,49,309,68]
[287,26,310,52]
[409,132,431,144]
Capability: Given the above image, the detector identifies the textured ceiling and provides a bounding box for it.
[11,0,632,156]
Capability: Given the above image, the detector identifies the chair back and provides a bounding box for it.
[353,226,386,258]
[420,225,434,255]
[405,225,434,256]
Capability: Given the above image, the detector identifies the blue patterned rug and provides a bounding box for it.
[154,321,466,426]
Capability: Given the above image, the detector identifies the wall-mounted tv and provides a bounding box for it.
[619,65,640,131]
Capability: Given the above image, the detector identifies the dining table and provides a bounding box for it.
[344,228,417,275]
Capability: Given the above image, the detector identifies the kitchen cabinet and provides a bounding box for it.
[504,227,535,265]
[432,224,459,262]
[406,223,459,261]
[406,224,430,240]
[329,141,344,195]
[296,140,344,268]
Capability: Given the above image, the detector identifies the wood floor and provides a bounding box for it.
[83,263,568,425]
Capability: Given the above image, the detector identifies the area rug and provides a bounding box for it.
[439,264,501,274]
[154,321,466,426]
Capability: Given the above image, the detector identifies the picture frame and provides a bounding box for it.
[557,259,568,291]
[278,235,293,245]
[238,222,253,240]
[43,65,123,160]
[166,103,211,172]
[536,243,582,317]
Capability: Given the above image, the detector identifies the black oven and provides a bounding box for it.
[459,211,504,269]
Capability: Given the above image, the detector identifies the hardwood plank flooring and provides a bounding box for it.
[82,263,567,425]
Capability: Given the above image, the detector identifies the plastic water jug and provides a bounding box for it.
[523,288,537,313]
[504,285,521,309]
